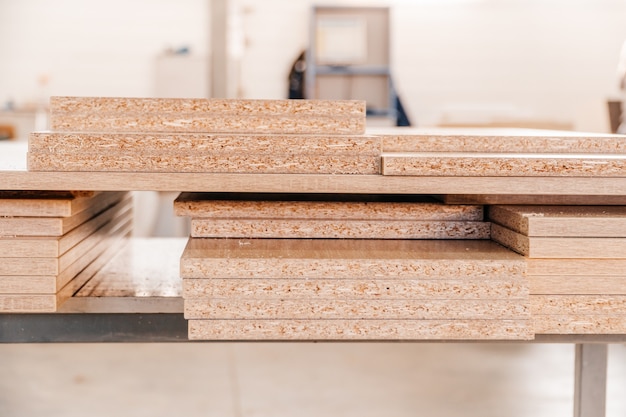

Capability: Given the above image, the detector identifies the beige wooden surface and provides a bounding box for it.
[0,191,101,217]
[531,295,626,315]
[527,259,626,275]
[530,275,626,295]
[533,316,626,334]
[442,194,626,205]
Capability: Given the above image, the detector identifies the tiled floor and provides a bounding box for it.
[0,343,625,417]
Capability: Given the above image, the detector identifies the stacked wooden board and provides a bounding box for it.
[175,192,532,341]
[27,96,379,174]
[0,191,132,312]
[488,205,626,334]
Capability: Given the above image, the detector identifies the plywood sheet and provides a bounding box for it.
[183,298,529,320]
[489,205,626,237]
[182,278,527,299]
[381,152,626,177]
[529,275,626,295]
[188,319,533,340]
[533,316,626,334]
[491,223,626,258]
[181,238,525,279]
[372,127,626,154]
[174,192,483,221]
[190,218,491,239]
[0,191,99,217]
[0,191,127,236]
[0,192,129,257]
[531,295,626,315]
[27,151,379,175]
[49,96,365,134]
[29,132,380,155]
[442,194,626,206]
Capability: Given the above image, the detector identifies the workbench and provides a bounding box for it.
[0,141,623,417]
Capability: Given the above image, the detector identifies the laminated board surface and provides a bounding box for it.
[29,132,380,155]
[28,152,379,175]
[189,218,491,239]
[372,127,626,154]
[0,190,100,217]
[174,192,483,221]
[488,205,626,237]
[441,194,626,206]
[491,223,626,258]
[181,238,526,279]
[188,319,533,340]
[49,97,366,134]
[183,298,529,320]
[381,152,626,177]
[0,191,126,237]
[529,275,626,295]
[527,259,626,276]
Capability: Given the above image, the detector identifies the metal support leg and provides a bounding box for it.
[574,343,608,417]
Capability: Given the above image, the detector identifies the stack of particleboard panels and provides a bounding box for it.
[175,193,531,341]
[372,127,626,177]
[489,205,626,335]
[27,96,378,174]
[0,191,132,312]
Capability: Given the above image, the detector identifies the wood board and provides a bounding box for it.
[527,259,626,275]
[533,316,626,334]
[370,127,626,154]
[189,218,491,239]
[181,238,525,279]
[0,191,127,237]
[491,223,626,258]
[174,192,483,221]
[381,152,626,177]
[183,298,529,320]
[531,295,626,315]
[488,205,626,237]
[529,275,626,295]
[441,194,626,206]
[28,151,379,175]
[0,191,100,217]
[188,319,533,340]
[29,132,381,155]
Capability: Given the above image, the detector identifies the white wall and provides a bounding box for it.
[2,0,626,132]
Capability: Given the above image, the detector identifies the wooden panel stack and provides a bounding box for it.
[488,205,626,334]
[0,191,132,312]
[175,193,531,341]
[27,96,378,174]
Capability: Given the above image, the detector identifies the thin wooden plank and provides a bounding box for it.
[181,238,525,279]
[489,205,626,237]
[183,298,530,320]
[528,259,626,275]
[29,132,380,155]
[0,191,127,237]
[190,218,491,239]
[188,319,533,340]
[529,275,626,295]
[182,278,527,299]
[531,295,626,315]
[442,194,626,205]
[0,199,132,275]
[0,191,99,217]
[174,192,483,221]
[533,316,626,334]
[491,223,626,258]
[27,151,379,175]
[0,191,128,257]
[371,127,626,153]
[381,152,626,177]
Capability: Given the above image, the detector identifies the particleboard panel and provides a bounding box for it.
[0,191,100,217]
[441,194,626,205]
[29,132,380,155]
[183,298,529,320]
[174,192,483,221]
[489,205,626,237]
[371,127,626,154]
[531,295,626,315]
[491,223,626,258]
[529,275,626,295]
[0,192,129,258]
[49,96,365,134]
[533,316,626,334]
[527,259,626,275]
[0,202,132,275]
[181,238,525,279]
[381,152,626,177]
[190,218,491,239]
[182,278,527,299]
[27,151,379,175]
[0,227,129,312]
[0,191,127,237]
[188,319,533,340]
